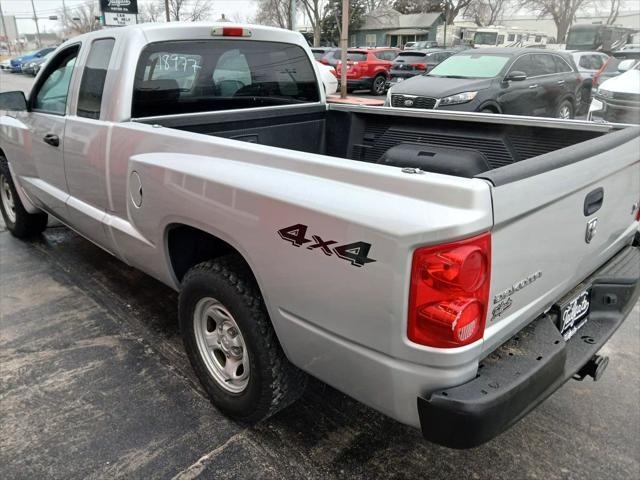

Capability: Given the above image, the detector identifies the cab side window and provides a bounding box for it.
[32,45,80,115]
[553,55,573,73]
[77,38,115,119]
[510,54,535,77]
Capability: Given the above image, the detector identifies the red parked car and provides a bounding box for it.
[332,48,400,95]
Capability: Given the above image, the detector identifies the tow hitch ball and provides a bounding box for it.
[573,354,609,382]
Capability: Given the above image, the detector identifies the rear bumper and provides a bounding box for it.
[418,245,640,449]
[338,77,375,90]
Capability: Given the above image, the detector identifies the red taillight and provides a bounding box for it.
[211,27,252,37]
[408,233,491,348]
[412,63,427,70]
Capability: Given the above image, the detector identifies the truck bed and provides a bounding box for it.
[135,104,625,179]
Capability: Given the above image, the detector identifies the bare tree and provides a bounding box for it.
[393,1,473,24]
[464,0,506,27]
[520,0,592,43]
[60,1,101,35]
[168,0,213,21]
[138,1,166,23]
[254,0,293,29]
[300,0,329,46]
[603,0,622,25]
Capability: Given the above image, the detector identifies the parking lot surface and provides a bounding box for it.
[1,68,638,479]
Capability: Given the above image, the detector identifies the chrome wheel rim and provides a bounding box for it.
[193,297,250,393]
[0,174,16,223]
[559,104,572,119]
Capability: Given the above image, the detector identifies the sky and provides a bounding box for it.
[1,0,258,34]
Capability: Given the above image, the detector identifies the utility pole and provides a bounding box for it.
[0,0,12,56]
[165,0,171,22]
[340,0,349,98]
[290,0,297,31]
[61,0,67,38]
[29,0,42,48]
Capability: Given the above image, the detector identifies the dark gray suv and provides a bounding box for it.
[386,48,583,119]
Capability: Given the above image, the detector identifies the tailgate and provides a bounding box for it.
[479,126,640,353]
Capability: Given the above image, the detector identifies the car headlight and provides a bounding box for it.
[384,89,392,107]
[439,91,478,106]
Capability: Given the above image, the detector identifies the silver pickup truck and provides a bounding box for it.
[1,23,639,449]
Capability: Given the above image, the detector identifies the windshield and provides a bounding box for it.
[474,32,498,45]
[332,50,368,62]
[567,29,598,46]
[394,52,426,63]
[132,40,320,117]
[311,50,326,60]
[428,54,510,78]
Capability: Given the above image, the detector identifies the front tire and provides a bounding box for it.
[0,155,48,238]
[179,256,307,423]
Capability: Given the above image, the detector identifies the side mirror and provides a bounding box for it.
[0,91,28,111]
[35,53,42,58]
[504,70,527,82]
[617,59,635,72]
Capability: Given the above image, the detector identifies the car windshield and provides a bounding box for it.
[312,50,327,60]
[394,52,426,63]
[332,50,368,62]
[567,29,597,46]
[428,54,510,78]
[474,32,498,45]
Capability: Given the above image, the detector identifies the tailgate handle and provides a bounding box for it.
[584,188,604,216]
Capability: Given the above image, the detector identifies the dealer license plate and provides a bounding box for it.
[557,288,591,340]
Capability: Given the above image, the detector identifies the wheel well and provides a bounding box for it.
[166,225,251,283]
[478,103,500,113]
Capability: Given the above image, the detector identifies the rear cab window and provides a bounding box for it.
[77,38,115,119]
[132,40,320,118]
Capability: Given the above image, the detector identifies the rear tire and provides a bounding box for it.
[556,99,574,120]
[179,256,307,423]
[0,155,48,238]
[371,74,387,95]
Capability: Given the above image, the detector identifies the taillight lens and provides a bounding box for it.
[408,233,491,348]
[412,63,426,70]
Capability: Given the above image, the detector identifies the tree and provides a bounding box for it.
[464,0,506,27]
[520,0,591,44]
[392,1,472,24]
[254,0,293,29]
[603,0,622,25]
[168,0,213,21]
[59,1,101,35]
[322,0,369,45]
[138,1,166,23]
[300,0,329,46]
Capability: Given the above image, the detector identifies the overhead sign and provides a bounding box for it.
[99,0,138,15]
[104,12,137,27]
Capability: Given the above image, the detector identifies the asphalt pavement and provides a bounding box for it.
[1,69,638,480]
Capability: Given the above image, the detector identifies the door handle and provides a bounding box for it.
[43,133,59,147]
[584,187,604,216]
[528,84,539,89]
[557,80,565,84]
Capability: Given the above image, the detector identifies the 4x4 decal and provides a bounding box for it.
[277,224,376,268]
